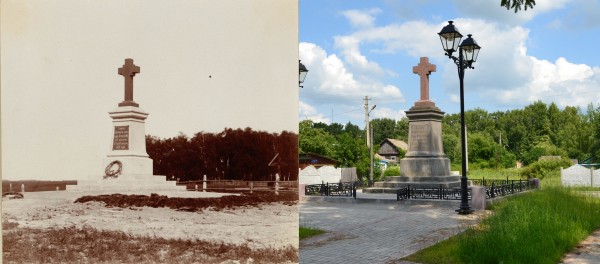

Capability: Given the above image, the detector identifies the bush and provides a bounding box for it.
[383,165,400,176]
[520,157,572,179]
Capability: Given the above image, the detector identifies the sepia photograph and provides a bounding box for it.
[2,0,299,263]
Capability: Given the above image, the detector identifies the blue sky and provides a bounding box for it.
[299,0,600,127]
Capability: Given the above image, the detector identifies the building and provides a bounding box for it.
[377,138,408,162]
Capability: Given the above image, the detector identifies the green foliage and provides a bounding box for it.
[521,140,568,165]
[467,168,523,180]
[299,227,326,240]
[299,120,335,157]
[299,102,600,183]
[501,0,536,13]
[405,187,600,263]
[520,157,572,179]
[383,165,400,177]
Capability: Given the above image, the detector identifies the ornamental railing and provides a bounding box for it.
[304,181,357,198]
[396,185,468,201]
[485,179,533,199]
[396,180,534,201]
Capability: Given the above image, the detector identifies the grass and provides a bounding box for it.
[466,167,523,180]
[299,227,326,240]
[404,184,600,263]
[3,226,297,263]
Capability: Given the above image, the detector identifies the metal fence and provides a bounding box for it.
[396,185,466,201]
[485,180,533,199]
[304,181,357,198]
[303,179,535,201]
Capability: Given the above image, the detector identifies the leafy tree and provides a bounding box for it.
[501,0,536,13]
[299,120,336,157]
[371,118,398,145]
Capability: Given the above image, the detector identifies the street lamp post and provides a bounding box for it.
[299,60,308,88]
[438,21,481,215]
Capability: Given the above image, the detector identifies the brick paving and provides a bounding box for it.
[300,193,600,264]
[299,196,484,264]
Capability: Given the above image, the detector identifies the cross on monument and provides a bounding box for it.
[412,57,436,106]
[118,58,141,107]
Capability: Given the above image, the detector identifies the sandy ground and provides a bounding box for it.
[2,190,298,250]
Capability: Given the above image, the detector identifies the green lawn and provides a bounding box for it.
[404,183,600,263]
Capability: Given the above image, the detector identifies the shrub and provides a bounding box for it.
[520,157,572,179]
[383,165,400,176]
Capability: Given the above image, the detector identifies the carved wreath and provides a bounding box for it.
[104,160,122,179]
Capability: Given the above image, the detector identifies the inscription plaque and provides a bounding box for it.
[409,123,431,151]
[112,126,129,150]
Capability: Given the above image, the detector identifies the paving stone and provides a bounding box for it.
[299,199,483,263]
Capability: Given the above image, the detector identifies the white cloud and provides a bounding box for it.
[334,35,386,76]
[372,107,406,120]
[496,57,600,108]
[299,42,405,105]
[341,8,381,28]
[299,101,331,124]
[449,94,460,103]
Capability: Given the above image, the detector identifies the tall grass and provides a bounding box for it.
[299,227,325,240]
[467,168,522,180]
[405,186,600,263]
[459,187,600,263]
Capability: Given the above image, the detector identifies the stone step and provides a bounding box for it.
[66,174,187,192]
[383,175,461,182]
[373,181,461,188]
[83,174,169,181]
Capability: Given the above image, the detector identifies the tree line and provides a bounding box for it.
[300,101,600,179]
[146,128,298,182]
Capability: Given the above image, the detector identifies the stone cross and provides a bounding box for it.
[412,57,436,103]
[118,58,141,107]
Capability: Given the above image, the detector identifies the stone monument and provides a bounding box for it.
[68,59,186,191]
[365,57,460,193]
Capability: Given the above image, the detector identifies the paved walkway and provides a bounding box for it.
[299,196,484,264]
[300,192,600,264]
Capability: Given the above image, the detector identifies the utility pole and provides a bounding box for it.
[364,96,376,187]
[364,96,371,147]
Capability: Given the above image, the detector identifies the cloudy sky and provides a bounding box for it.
[1,0,297,180]
[299,0,600,126]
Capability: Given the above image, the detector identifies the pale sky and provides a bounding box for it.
[300,0,600,125]
[1,0,298,180]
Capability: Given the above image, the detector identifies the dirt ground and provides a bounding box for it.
[2,190,299,250]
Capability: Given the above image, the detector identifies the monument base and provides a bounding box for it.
[363,175,461,193]
[399,156,451,177]
[66,174,187,192]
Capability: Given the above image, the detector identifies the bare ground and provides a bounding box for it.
[2,190,299,263]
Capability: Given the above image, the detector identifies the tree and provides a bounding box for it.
[371,118,397,145]
[501,0,536,13]
[299,120,336,157]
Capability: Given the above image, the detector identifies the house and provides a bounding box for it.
[377,138,408,162]
[299,153,339,169]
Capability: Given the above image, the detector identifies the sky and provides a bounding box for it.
[299,0,600,127]
[1,0,297,180]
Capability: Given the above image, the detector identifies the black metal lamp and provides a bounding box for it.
[438,21,481,215]
[299,60,308,87]
[459,34,481,68]
[438,21,463,58]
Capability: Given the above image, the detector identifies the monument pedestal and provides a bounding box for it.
[365,57,461,193]
[68,59,187,192]
[365,106,460,193]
